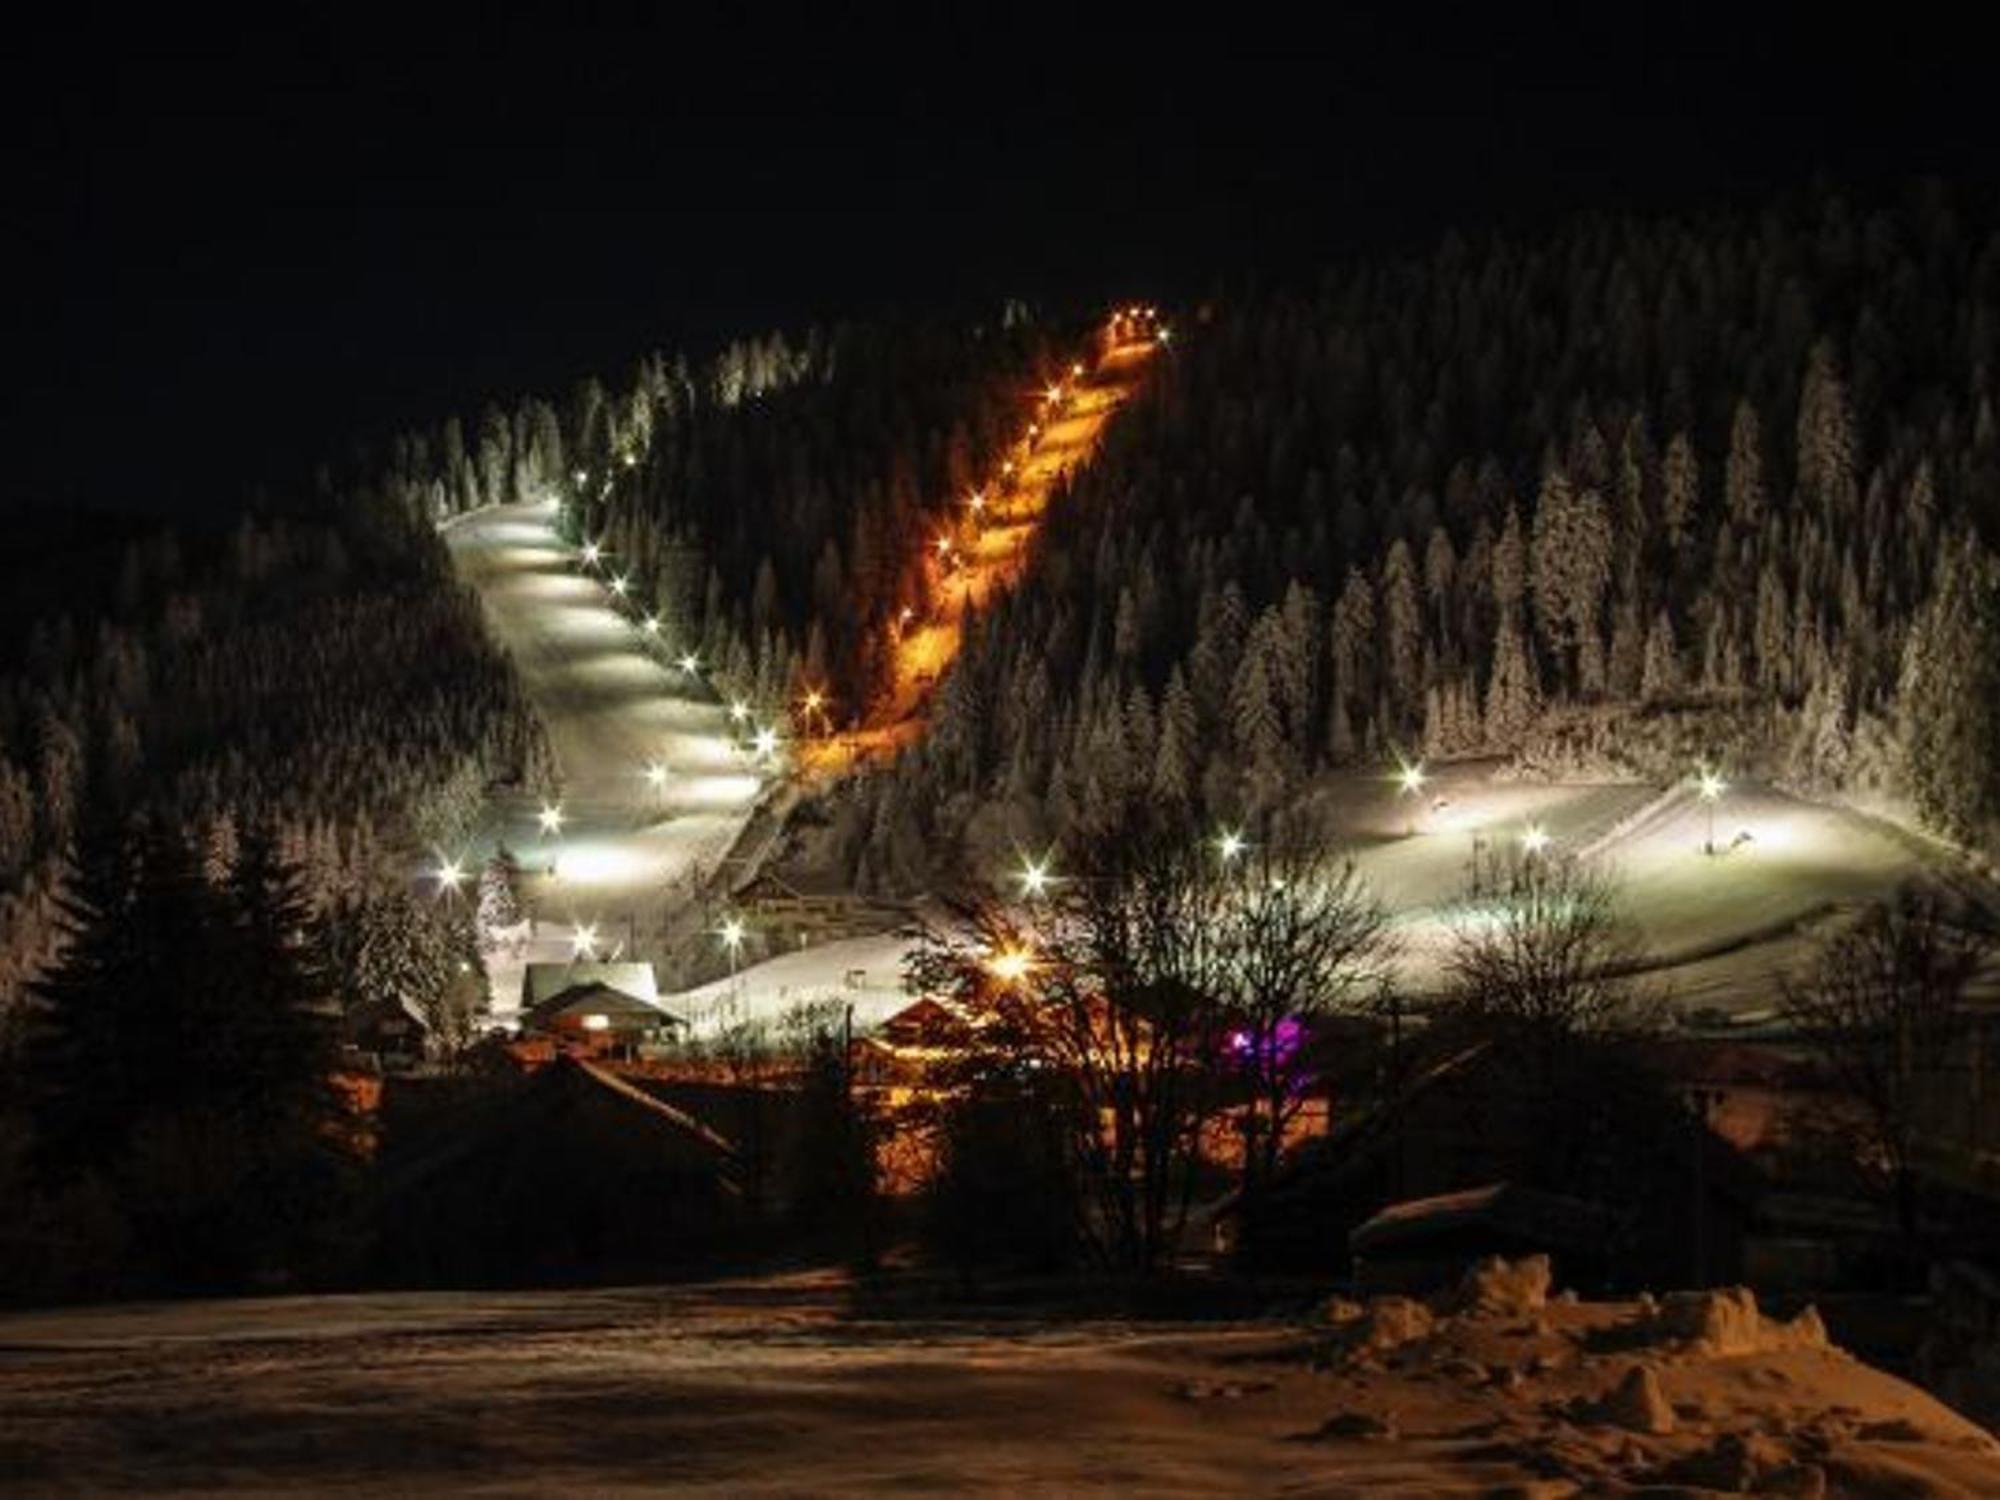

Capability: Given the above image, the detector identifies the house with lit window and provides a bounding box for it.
[519,962,679,1055]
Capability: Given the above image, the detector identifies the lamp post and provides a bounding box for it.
[1397,760,1427,835]
[718,916,746,998]
[1697,768,1727,856]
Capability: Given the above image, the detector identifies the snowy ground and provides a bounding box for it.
[659,761,1979,1036]
[666,929,918,1039]
[3,1269,1993,1496]
[1326,761,1950,1007]
[445,500,771,1015]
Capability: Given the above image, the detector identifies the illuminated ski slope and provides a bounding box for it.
[446,499,769,1012]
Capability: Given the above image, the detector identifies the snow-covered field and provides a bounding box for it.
[667,929,918,1038]
[3,1270,1993,1495]
[446,500,772,1014]
[1325,762,1945,1006]
[654,762,1967,1034]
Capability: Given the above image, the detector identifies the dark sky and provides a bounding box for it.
[13,9,1992,518]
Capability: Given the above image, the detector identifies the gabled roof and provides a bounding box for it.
[521,961,658,1009]
[1350,1181,1614,1257]
[383,1054,737,1196]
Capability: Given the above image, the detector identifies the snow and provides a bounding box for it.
[2,1268,1994,1495]
[666,929,920,1038]
[1318,762,1944,1006]
[450,501,1969,1027]
[446,501,773,1015]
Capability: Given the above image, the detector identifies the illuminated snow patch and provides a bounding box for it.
[551,843,659,885]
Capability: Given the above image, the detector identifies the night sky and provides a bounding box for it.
[14,10,1990,518]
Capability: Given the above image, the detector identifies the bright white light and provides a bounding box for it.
[622,453,636,468]
[1216,829,1247,864]
[610,574,630,596]
[935,534,953,556]
[986,946,1034,984]
[580,541,601,566]
[433,857,467,893]
[728,699,750,723]
[1070,362,1084,377]
[573,469,587,484]
[582,1013,609,1032]
[1016,856,1054,899]
[1398,761,1428,796]
[641,614,660,634]
[718,917,746,951]
[1157,326,1173,345]
[571,922,600,959]
[1698,770,1727,802]
[677,652,701,676]
[1521,824,1551,856]
[752,726,780,760]
[967,490,986,513]
[1044,384,1062,404]
[644,761,668,789]
[537,803,565,836]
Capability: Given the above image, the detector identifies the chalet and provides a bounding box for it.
[375,1054,740,1284]
[519,962,680,1056]
[731,870,914,949]
[345,993,433,1073]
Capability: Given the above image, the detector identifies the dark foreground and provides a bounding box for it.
[2,1269,1997,1497]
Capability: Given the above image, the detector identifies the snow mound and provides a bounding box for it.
[1444,1250,1552,1318]
[1650,1285,1830,1357]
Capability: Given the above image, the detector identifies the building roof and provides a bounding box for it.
[1349,1182,1614,1258]
[384,1054,737,1196]
[521,961,658,1009]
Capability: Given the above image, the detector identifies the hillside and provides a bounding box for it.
[823,187,2000,895]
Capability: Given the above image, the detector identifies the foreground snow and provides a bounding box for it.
[2,1266,1993,1496]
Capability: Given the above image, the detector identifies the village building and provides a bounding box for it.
[519,961,680,1057]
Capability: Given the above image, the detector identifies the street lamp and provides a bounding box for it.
[728,699,751,725]
[570,921,600,960]
[717,915,747,989]
[677,652,701,676]
[752,726,780,761]
[537,803,565,836]
[580,541,601,567]
[1016,854,1055,900]
[1397,759,1427,835]
[1216,829,1247,865]
[1521,823,1551,858]
[644,761,668,792]
[610,573,630,597]
[641,614,660,635]
[432,857,467,896]
[1697,767,1727,855]
[986,946,1034,985]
